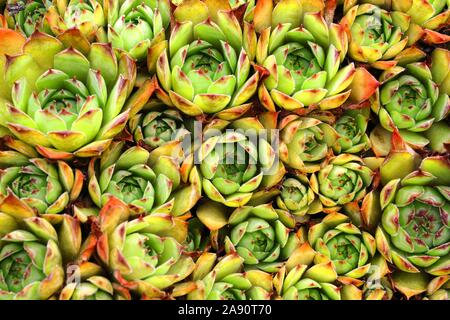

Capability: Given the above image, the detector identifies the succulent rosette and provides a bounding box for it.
[333,107,371,154]
[371,60,449,150]
[173,252,272,300]
[183,114,281,208]
[155,8,259,119]
[0,213,82,300]
[376,158,450,275]
[226,203,299,272]
[254,0,357,112]
[0,31,143,160]
[0,157,83,223]
[276,173,322,216]
[273,242,342,300]
[96,197,195,298]
[309,154,374,211]
[88,141,200,216]
[279,114,339,172]
[308,213,377,283]
[425,275,450,300]
[106,0,170,61]
[184,217,209,253]
[44,0,106,44]
[128,109,189,149]
[4,0,51,36]
[340,3,413,69]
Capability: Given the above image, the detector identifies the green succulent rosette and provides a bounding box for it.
[371,60,449,150]
[96,198,195,299]
[155,8,259,119]
[279,114,339,173]
[0,156,83,223]
[193,116,279,207]
[43,0,106,43]
[129,109,189,149]
[376,159,450,275]
[226,203,300,272]
[106,0,170,61]
[273,242,342,300]
[0,31,141,160]
[0,213,82,300]
[308,212,377,281]
[340,3,414,69]
[275,173,322,216]
[59,276,115,300]
[333,107,371,154]
[88,141,200,216]
[4,0,51,36]
[172,252,272,300]
[309,154,374,212]
[254,2,356,112]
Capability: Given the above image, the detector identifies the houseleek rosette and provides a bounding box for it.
[4,0,51,36]
[276,173,321,216]
[0,157,83,222]
[88,141,200,216]
[340,4,412,69]
[333,107,371,154]
[196,128,276,207]
[0,31,138,160]
[172,251,273,300]
[308,212,377,281]
[376,160,450,275]
[273,243,341,300]
[226,203,299,272]
[309,154,374,211]
[128,109,189,149]
[96,198,195,298]
[0,214,81,299]
[279,114,339,173]
[44,0,106,43]
[372,60,449,150]
[107,0,170,61]
[155,9,259,119]
[255,6,356,112]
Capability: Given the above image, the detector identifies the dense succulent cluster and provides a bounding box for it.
[0,0,449,300]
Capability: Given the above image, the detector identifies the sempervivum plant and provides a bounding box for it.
[371,58,449,150]
[186,116,279,208]
[309,154,374,212]
[96,197,195,299]
[376,157,450,275]
[340,3,415,69]
[279,114,339,173]
[3,0,51,36]
[0,31,144,160]
[106,0,170,62]
[0,155,83,223]
[254,1,358,112]
[0,213,81,300]
[59,276,116,300]
[273,243,342,300]
[308,212,377,282]
[172,252,272,300]
[275,172,322,217]
[128,109,189,149]
[43,0,107,44]
[88,141,200,216]
[333,107,371,154]
[225,203,299,272]
[155,8,259,119]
